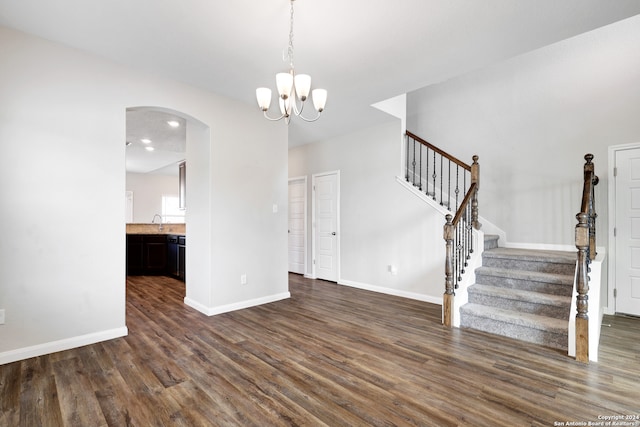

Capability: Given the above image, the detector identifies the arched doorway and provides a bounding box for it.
[125,106,211,304]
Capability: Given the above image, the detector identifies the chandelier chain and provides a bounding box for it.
[287,0,295,70]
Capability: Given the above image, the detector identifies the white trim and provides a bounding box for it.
[452,228,484,327]
[607,142,640,315]
[0,326,128,365]
[395,176,450,217]
[288,176,308,275]
[311,170,341,282]
[339,278,443,306]
[183,297,211,315]
[184,292,291,316]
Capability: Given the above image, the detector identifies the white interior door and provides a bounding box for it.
[313,172,339,282]
[288,178,306,274]
[615,147,640,316]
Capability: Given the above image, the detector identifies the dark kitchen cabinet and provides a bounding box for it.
[166,235,186,281]
[144,235,167,275]
[167,235,179,277]
[126,235,144,275]
[126,234,167,276]
[178,236,186,281]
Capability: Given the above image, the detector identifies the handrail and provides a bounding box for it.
[406,131,471,171]
[574,153,598,363]
[405,132,476,213]
[452,182,477,226]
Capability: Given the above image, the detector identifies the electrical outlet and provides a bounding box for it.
[240,274,247,285]
[0,309,5,325]
[388,265,398,276]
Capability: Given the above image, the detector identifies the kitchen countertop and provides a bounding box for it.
[126,223,185,235]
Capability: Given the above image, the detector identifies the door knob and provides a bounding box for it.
[332,232,336,235]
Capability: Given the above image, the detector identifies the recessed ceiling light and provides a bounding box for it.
[145,146,155,151]
[141,138,152,144]
[167,120,180,128]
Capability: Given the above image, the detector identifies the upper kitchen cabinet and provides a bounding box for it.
[179,161,186,210]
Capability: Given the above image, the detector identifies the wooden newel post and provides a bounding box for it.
[575,212,590,363]
[443,214,455,327]
[584,154,598,261]
[471,155,481,230]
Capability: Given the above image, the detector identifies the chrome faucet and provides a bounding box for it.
[152,214,164,231]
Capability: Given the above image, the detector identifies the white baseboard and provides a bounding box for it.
[0,326,128,365]
[183,297,211,315]
[303,274,317,280]
[184,292,291,316]
[338,278,442,305]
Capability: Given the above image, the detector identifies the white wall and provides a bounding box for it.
[407,15,640,249]
[125,172,178,223]
[289,120,445,303]
[0,26,288,363]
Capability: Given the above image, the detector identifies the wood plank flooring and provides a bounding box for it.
[1,273,639,426]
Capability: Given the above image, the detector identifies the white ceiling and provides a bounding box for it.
[1,0,640,150]
[126,109,186,175]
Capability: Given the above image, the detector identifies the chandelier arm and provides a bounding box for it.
[291,96,304,116]
[296,111,322,123]
[262,110,288,122]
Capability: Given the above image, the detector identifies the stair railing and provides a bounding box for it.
[404,131,480,327]
[574,154,599,363]
[406,131,478,216]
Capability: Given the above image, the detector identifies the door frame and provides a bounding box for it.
[288,176,308,275]
[311,170,341,281]
[607,142,640,315]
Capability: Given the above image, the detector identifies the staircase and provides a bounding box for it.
[460,235,576,351]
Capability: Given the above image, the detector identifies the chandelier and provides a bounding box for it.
[256,0,327,123]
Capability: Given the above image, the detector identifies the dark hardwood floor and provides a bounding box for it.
[1,274,639,426]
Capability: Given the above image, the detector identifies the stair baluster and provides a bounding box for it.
[404,131,480,327]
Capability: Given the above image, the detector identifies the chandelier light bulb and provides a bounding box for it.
[276,73,294,99]
[256,88,272,111]
[294,74,311,101]
[312,89,327,112]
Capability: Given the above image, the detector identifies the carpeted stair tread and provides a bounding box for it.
[475,266,573,286]
[460,303,567,334]
[483,247,576,264]
[468,284,570,308]
[461,242,574,350]
[482,247,576,275]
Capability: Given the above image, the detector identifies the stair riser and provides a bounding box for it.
[475,272,573,297]
[484,236,499,251]
[468,292,570,320]
[460,313,567,350]
[482,257,575,275]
